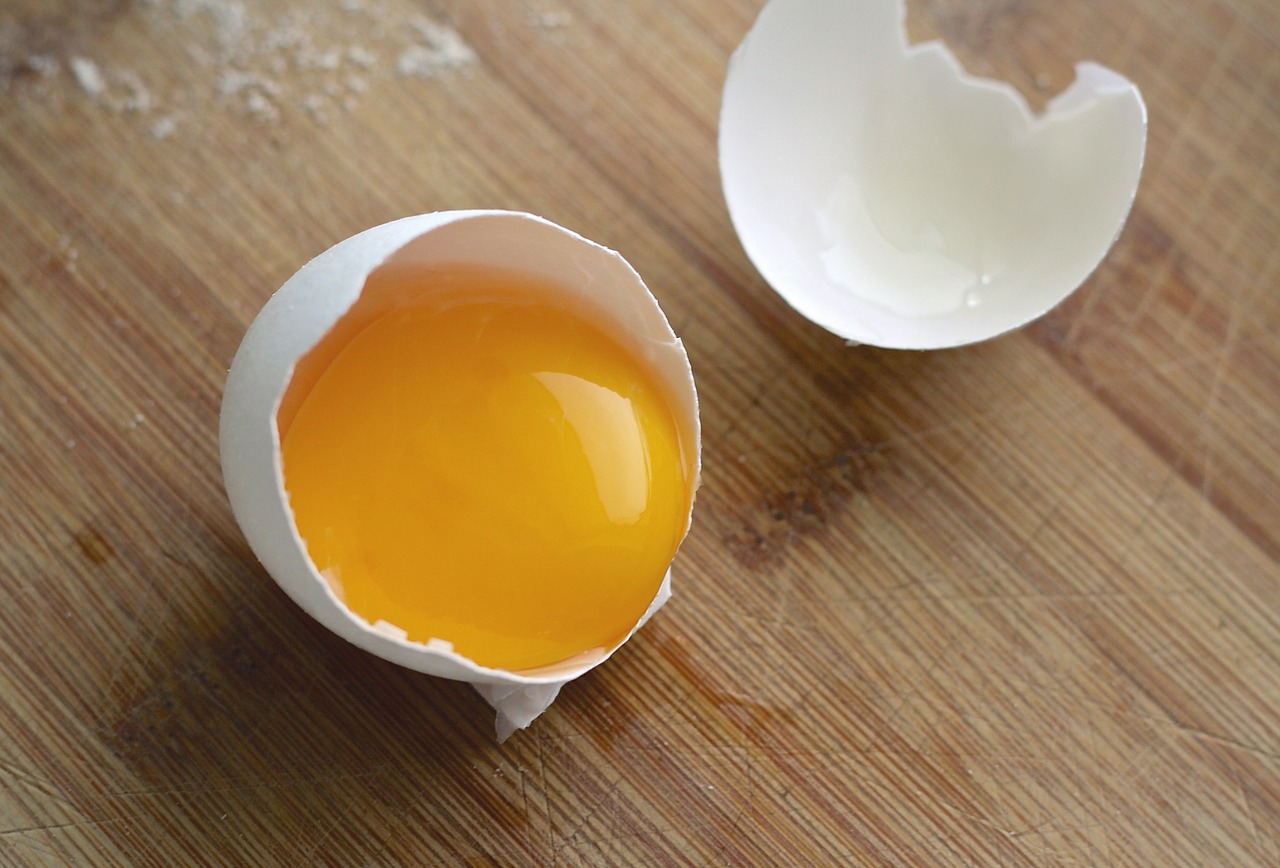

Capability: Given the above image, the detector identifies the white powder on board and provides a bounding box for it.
[347,45,376,69]
[151,115,179,139]
[529,10,574,30]
[243,90,280,123]
[69,56,105,95]
[116,70,153,112]
[397,17,478,78]
[2,0,486,134]
[27,54,59,78]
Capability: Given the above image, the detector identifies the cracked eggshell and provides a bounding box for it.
[219,211,700,741]
[720,0,1147,349]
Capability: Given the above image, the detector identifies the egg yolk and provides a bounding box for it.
[279,275,691,673]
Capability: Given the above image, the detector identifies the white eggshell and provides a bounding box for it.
[220,211,700,739]
[720,0,1148,349]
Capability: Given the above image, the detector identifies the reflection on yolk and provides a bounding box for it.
[279,275,690,672]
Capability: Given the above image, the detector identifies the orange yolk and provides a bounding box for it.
[279,275,690,672]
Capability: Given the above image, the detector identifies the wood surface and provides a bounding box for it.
[2,0,1278,864]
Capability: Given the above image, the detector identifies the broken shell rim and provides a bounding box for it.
[220,210,701,688]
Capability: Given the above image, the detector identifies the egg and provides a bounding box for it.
[720,0,1147,349]
[220,211,701,740]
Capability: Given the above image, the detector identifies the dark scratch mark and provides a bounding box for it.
[0,760,75,810]
[536,728,556,867]
[1172,723,1280,761]
[0,818,127,837]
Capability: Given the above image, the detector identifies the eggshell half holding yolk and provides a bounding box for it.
[220,211,701,740]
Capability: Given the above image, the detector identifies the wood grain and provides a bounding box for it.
[2,0,1278,864]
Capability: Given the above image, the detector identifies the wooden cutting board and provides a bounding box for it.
[2,0,1277,863]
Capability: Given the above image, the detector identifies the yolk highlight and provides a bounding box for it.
[280,275,690,673]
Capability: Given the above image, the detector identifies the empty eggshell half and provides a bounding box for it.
[720,0,1147,349]
[220,211,701,741]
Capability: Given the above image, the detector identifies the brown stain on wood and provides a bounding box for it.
[718,439,890,571]
[73,526,114,566]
